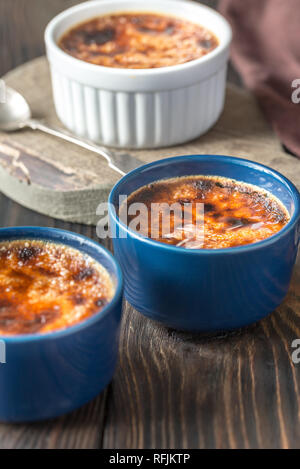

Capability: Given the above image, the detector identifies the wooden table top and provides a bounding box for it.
[0,0,299,449]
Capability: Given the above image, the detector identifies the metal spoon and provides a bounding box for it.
[0,86,143,176]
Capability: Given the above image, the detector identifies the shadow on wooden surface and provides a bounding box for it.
[103,287,300,449]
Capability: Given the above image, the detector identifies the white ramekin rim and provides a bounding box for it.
[45,0,232,92]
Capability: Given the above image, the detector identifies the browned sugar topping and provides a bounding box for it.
[59,12,219,69]
[120,175,290,249]
[0,240,114,336]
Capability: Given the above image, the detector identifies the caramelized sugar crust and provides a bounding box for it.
[120,175,290,249]
[0,241,114,336]
[59,13,219,69]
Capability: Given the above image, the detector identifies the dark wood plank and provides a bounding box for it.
[103,268,300,449]
[0,0,81,76]
[0,390,108,449]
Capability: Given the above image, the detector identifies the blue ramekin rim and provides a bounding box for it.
[0,227,123,343]
[109,154,300,255]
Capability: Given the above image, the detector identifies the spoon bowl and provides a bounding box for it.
[0,87,31,131]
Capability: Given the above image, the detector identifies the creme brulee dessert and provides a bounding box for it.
[59,12,219,69]
[119,175,290,249]
[0,240,114,336]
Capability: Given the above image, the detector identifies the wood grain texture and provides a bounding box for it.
[103,268,300,449]
[0,0,299,450]
[0,392,108,450]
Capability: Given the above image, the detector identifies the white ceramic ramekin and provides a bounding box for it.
[45,0,232,149]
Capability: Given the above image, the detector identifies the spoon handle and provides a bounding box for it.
[27,119,141,176]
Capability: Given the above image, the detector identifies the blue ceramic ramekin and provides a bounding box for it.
[0,227,123,422]
[109,155,300,332]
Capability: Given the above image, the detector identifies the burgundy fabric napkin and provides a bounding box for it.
[219,0,300,157]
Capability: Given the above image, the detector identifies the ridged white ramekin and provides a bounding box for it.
[45,0,232,149]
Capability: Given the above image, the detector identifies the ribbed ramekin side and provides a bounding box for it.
[50,63,227,149]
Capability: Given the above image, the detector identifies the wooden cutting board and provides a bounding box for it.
[0,56,299,225]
